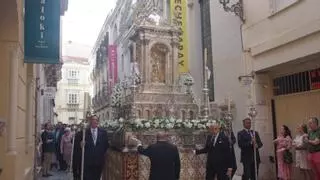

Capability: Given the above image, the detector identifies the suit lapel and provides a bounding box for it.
[86,129,94,146]
[95,128,101,146]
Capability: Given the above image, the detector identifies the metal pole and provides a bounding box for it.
[81,123,86,180]
[253,119,258,180]
[33,77,40,180]
[69,130,75,173]
[249,106,258,180]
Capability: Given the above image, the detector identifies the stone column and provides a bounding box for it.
[26,65,35,152]
[7,45,19,154]
[143,39,151,84]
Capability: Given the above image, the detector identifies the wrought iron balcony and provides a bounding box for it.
[44,63,63,88]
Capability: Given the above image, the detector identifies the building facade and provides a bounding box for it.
[241,0,320,178]
[55,55,91,124]
[0,0,66,179]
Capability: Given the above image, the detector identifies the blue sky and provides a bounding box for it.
[62,0,116,46]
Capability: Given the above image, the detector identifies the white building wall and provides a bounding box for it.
[187,1,204,102]
[208,0,248,176]
[55,61,91,124]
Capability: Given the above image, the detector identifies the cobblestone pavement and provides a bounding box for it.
[39,171,72,180]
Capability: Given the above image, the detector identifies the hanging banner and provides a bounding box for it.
[108,45,118,92]
[171,0,189,73]
[24,0,61,64]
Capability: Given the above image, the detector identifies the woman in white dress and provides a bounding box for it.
[292,124,312,180]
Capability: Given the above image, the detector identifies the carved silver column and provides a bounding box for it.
[202,50,209,120]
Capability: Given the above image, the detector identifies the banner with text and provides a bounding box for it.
[108,45,118,93]
[171,0,189,73]
[24,0,61,64]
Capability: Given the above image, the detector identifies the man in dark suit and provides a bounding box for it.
[131,132,180,180]
[72,115,109,180]
[194,123,233,180]
[55,122,67,171]
[237,118,263,180]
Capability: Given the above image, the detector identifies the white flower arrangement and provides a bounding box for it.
[111,83,124,107]
[104,117,219,132]
[103,117,125,130]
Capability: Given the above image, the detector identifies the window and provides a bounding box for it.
[273,70,311,96]
[270,0,300,14]
[68,92,79,104]
[68,79,79,85]
[68,117,76,124]
[68,70,79,79]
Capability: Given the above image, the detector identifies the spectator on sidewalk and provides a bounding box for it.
[41,122,55,177]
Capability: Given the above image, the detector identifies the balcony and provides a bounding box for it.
[44,63,63,88]
[67,103,80,110]
[67,79,79,85]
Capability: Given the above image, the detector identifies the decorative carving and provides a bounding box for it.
[150,44,167,83]
[124,153,139,180]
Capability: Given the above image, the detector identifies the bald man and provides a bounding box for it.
[132,132,181,180]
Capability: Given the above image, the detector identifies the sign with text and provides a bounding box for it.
[44,87,56,99]
[310,68,320,90]
[108,45,118,93]
[24,0,61,64]
[171,0,189,73]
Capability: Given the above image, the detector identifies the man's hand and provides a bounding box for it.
[130,136,142,146]
[226,168,233,177]
[192,149,196,155]
[80,141,85,148]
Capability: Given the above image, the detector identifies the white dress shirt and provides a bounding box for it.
[213,132,219,146]
[91,128,98,145]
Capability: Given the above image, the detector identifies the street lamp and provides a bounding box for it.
[219,0,244,22]
[239,72,258,180]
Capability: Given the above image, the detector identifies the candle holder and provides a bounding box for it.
[248,105,258,118]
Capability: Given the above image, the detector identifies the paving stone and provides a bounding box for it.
[39,171,73,180]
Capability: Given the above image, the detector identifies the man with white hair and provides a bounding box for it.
[72,115,109,180]
[194,122,233,180]
[131,132,181,180]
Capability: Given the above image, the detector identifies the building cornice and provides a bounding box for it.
[91,0,125,57]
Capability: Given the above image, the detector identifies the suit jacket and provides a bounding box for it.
[237,129,263,163]
[72,128,109,177]
[196,132,232,170]
[138,141,180,180]
[41,130,55,153]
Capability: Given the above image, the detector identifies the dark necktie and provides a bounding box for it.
[211,135,216,147]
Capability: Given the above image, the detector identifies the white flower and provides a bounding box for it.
[119,118,124,123]
[166,123,174,129]
[144,122,151,128]
[154,123,159,128]
[169,117,175,123]
[154,119,160,124]
[176,119,182,123]
[135,119,142,124]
